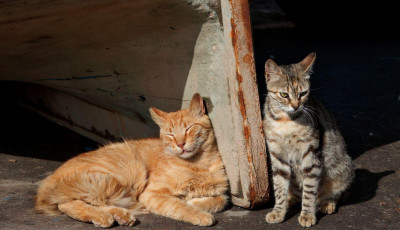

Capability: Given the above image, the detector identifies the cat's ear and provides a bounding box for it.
[189,93,206,117]
[149,107,167,126]
[299,52,316,76]
[265,59,281,82]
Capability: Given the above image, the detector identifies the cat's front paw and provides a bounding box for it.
[266,211,285,224]
[110,208,137,226]
[192,212,215,226]
[298,213,316,227]
[92,212,114,228]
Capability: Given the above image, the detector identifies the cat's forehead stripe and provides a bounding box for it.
[167,113,189,130]
[179,114,185,128]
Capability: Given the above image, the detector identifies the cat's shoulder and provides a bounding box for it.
[128,137,162,145]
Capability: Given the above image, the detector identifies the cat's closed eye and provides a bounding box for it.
[186,125,195,133]
[164,134,175,140]
[186,124,200,133]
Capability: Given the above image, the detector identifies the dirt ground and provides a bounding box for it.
[1,5,400,230]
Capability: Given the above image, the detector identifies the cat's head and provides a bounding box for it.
[149,93,211,159]
[264,52,316,115]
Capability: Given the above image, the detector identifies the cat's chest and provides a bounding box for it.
[149,156,227,199]
[172,166,225,197]
[264,117,308,138]
[264,117,315,158]
[167,166,208,185]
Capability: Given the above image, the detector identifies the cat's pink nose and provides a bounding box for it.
[177,143,185,149]
[291,101,299,110]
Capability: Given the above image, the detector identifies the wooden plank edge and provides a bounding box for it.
[225,0,270,208]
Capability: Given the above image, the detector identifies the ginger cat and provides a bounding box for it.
[35,93,229,227]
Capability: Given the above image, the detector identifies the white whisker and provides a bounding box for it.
[310,87,325,91]
[303,106,320,120]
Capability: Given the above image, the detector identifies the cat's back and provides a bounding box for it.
[308,97,347,151]
[39,138,165,192]
[54,138,162,172]
[309,98,352,159]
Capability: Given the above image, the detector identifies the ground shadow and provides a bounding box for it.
[344,169,395,206]
[258,168,395,224]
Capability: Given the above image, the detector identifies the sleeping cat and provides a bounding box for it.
[35,93,229,227]
[263,53,354,227]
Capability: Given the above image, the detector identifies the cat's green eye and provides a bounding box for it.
[279,92,289,98]
[299,91,308,98]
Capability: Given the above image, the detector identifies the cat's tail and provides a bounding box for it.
[35,196,62,216]
[34,180,63,216]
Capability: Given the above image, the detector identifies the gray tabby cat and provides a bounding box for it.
[263,52,354,227]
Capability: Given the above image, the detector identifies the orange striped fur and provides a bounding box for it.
[35,93,229,227]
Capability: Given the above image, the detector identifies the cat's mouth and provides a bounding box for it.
[178,149,196,159]
[181,150,192,155]
[284,106,303,114]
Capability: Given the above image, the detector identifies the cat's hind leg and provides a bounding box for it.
[317,176,350,214]
[186,195,228,213]
[319,199,337,214]
[317,181,341,214]
[58,200,115,228]
[58,201,137,227]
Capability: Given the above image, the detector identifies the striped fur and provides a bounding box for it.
[263,53,354,227]
[35,93,229,227]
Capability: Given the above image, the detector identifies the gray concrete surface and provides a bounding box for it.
[1,8,400,230]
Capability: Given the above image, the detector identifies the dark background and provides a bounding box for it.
[1,0,398,162]
[0,1,399,229]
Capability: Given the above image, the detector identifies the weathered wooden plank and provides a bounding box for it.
[15,84,158,143]
[220,0,269,208]
[14,84,159,143]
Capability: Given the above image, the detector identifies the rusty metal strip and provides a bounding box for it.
[228,0,269,208]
